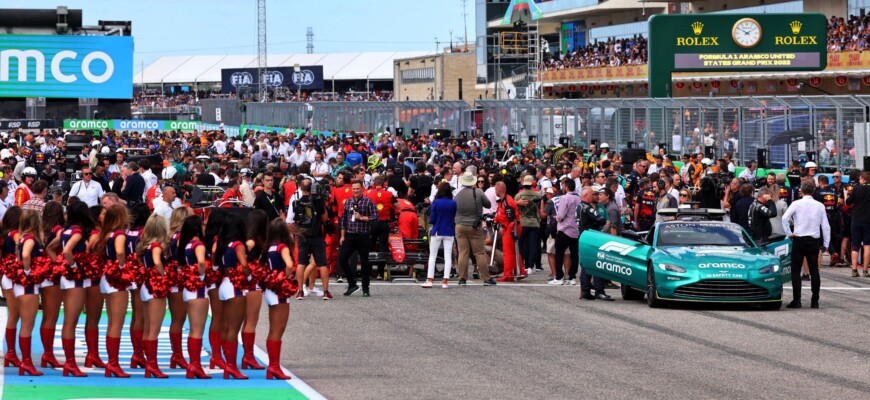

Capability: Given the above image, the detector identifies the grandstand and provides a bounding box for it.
[477,0,870,99]
[134,51,433,101]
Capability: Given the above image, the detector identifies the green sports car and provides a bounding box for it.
[579,209,792,309]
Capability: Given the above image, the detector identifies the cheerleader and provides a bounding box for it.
[1,207,22,368]
[15,210,45,376]
[83,205,106,368]
[167,207,193,369]
[137,215,169,379]
[177,215,211,379]
[96,204,131,378]
[57,202,95,377]
[215,213,249,379]
[241,210,268,370]
[204,211,225,370]
[125,203,150,370]
[261,218,294,380]
[39,201,65,369]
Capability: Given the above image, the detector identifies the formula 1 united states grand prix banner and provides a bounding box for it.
[221,66,324,93]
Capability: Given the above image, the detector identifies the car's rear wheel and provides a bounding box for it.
[621,283,645,301]
[647,264,665,308]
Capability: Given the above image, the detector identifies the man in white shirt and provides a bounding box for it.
[738,160,758,184]
[212,138,227,155]
[69,167,104,207]
[781,180,830,309]
[153,186,180,230]
[1,165,17,205]
[239,169,256,206]
[287,145,306,167]
[311,153,330,182]
[140,161,158,201]
[0,181,9,221]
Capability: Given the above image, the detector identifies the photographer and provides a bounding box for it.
[288,177,331,300]
[748,187,777,243]
[454,172,494,285]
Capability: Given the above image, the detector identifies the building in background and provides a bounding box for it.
[393,48,483,106]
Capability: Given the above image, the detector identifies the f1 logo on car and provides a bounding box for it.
[599,241,636,256]
[774,244,789,258]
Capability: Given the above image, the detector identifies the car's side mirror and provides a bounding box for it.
[768,233,786,243]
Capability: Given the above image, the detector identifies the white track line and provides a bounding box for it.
[0,307,5,400]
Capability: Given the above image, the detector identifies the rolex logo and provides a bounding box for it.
[692,21,704,35]
[790,20,802,35]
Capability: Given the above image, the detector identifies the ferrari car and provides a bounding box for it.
[579,209,792,309]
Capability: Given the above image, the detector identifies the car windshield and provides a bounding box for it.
[657,223,752,247]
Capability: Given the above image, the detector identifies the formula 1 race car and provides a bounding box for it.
[580,208,792,309]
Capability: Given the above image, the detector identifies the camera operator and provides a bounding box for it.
[578,187,610,301]
[288,177,331,300]
[454,172,493,285]
[748,187,777,244]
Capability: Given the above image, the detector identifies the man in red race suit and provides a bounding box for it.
[494,182,526,282]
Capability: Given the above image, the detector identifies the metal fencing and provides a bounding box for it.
[310,101,471,134]
[477,96,870,170]
[244,102,308,129]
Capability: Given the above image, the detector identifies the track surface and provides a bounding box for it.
[277,267,870,400]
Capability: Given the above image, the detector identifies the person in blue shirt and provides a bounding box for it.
[422,183,457,289]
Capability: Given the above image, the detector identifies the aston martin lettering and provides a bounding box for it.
[699,263,746,269]
[595,261,633,276]
[599,241,636,256]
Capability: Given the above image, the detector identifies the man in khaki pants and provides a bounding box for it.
[454,172,495,285]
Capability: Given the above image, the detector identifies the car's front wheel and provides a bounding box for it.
[647,264,665,308]
[621,283,645,301]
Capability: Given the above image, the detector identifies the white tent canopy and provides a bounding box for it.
[134,51,433,85]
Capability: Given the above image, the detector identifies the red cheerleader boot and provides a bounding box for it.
[207,330,225,370]
[104,336,130,378]
[18,336,43,376]
[240,332,264,370]
[83,328,106,368]
[169,332,188,369]
[221,341,248,380]
[4,327,21,367]
[143,340,168,378]
[185,337,211,379]
[61,338,87,377]
[265,340,291,380]
[39,328,61,368]
[129,329,146,369]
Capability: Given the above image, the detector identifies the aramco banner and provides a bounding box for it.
[0,35,133,99]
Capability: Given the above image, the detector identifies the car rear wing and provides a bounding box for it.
[657,208,725,221]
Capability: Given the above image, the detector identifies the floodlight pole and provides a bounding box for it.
[257,0,267,102]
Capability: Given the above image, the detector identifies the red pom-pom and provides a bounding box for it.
[29,256,54,284]
[145,268,172,299]
[50,255,68,284]
[181,265,206,292]
[74,252,102,281]
[249,260,269,289]
[125,254,146,286]
[262,270,298,299]
[204,261,223,286]
[227,260,263,292]
[0,254,17,277]
[103,260,136,291]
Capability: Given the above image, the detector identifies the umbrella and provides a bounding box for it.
[766,129,814,146]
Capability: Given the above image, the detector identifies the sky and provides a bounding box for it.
[17,0,475,73]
